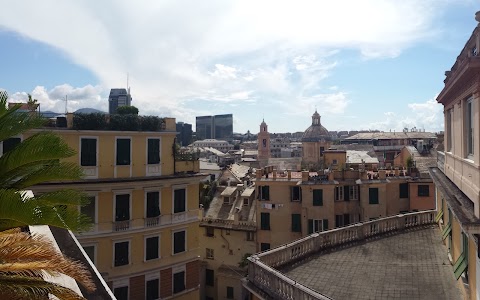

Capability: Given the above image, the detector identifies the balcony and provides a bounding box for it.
[437,151,445,172]
[244,211,461,300]
[79,210,199,236]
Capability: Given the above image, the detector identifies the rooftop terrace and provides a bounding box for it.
[244,211,462,300]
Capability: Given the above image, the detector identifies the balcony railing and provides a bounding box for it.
[80,210,199,236]
[437,151,445,172]
[245,210,436,300]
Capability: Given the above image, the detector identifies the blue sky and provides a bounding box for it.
[0,0,478,134]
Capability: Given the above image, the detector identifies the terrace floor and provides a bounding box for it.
[282,225,462,300]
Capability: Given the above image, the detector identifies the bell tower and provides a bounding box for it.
[258,119,270,160]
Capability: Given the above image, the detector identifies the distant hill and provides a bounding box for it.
[74,108,106,114]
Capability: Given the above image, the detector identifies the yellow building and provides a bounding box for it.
[431,12,480,300]
[199,164,257,300]
[255,154,435,250]
[14,113,203,300]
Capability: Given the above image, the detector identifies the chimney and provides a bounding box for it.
[256,169,263,179]
[302,171,309,182]
[379,170,386,180]
[273,169,277,180]
[287,169,292,180]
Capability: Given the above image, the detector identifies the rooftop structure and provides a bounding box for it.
[243,211,462,299]
[108,88,132,114]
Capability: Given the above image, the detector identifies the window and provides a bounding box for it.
[308,219,328,234]
[334,186,344,201]
[335,214,350,228]
[259,186,270,200]
[446,109,453,152]
[146,191,160,218]
[173,230,186,254]
[246,232,254,241]
[260,212,270,230]
[116,138,131,165]
[418,185,430,197]
[83,245,95,264]
[173,270,186,294]
[291,186,301,201]
[145,236,159,260]
[223,196,230,204]
[115,194,130,221]
[244,198,249,206]
[291,214,302,232]
[227,286,234,299]
[2,137,21,155]
[146,278,159,300]
[81,196,96,223]
[147,138,160,164]
[206,248,214,259]
[343,186,350,201]
[173,188,186,213]
[260,243,270,251]
[114,241,129,266]
[206,269,214,287]
[466,97,474,157]
[113,286,128,300]
[206,227,214,237]
[80,138,97,166]
[399,183,409,198]
[313,189,323,206]
[369,188,379,204]
[350,185,359,200]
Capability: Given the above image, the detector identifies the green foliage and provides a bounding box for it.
[72,113,107,130]
[141,115,164,131]
[199,180,217,209]
[116,105,139,115]
[406,156,414,168]
[238,253,253,268]
[109,114,140,131]
[0,90,91,232]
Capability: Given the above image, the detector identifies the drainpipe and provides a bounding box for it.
[172,137,177,174]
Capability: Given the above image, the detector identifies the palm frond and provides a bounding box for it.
[0,91,46,142]
[0,189,92,232]
[11,162,84,190]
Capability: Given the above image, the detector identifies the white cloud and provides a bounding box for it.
[0,0,457,131]
[367,96,444,132]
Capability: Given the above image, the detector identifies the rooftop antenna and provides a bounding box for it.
[65,95,68,114]
[127,73,130,95]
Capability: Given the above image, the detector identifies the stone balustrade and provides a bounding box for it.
[246,210,436,299]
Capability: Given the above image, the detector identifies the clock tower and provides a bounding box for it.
[258,119,270,160]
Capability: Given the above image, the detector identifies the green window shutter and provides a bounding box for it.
[174,189,186,213]
[264,186,270,200]
[313,189,323,206]
[291,214,301,232]
[261,213,270,230]
[369,188,379,204]
[116,139,131,165]
[435,210,444,223]
[81,138,97,166]
[147,138,160,164]
[308,219,313,234]
[323,219,329,231]
[442,223,452,240]
[453,253,467,280]
[399,183,409,198]
[344,186,350,201]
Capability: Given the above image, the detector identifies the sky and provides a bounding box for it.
[0,0,478,134]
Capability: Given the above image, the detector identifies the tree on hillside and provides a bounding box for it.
[0,90,95,299]
[116,105,139,115]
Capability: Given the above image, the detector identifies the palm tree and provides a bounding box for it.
[0,90,95,298]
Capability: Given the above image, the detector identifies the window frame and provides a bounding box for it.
[146,137,161,165]
[290,186,301,202]
[113,192,132,222]
[334,186,344,201]
[115,137,132,166]
[113,279,129,300]
[172,229,187,255]
[80,137,98,167]
[0,135,22,156]
[259,186,270,201]
[206,268,215,287]
[465,97,474,158]
[206,248,214,259]
[145,190,161,219]
[417,185,430,197]
[113,240,130,267]
[369,187,379,205]
[446,108,453,152]
[80,194,98,225]
[172,186,187,214]
[145,272,160,300]
[206,227,214,237]
[260,212,270,230]
[172,265,186,294]
[291,213,302,232]
[144,235,161,261]
[399,183,409,199]
[82,244,96,265]
[226,286,234,299]
[313,189,323,206]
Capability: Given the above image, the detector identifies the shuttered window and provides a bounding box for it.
[145,236,159,260]
[115,194,130,221]
[80,138,97,166]
[399,183,409,198]
[173,271,185,294]
[369,188,379,204]
[114,241,129,266]
[116,138,131,165]
[173,230,186,254]
[147,138,160,164]
[261,213,270,230]
[313,189,323,206]
[146,278,159,300]
[174,189,186,213]
[146,192,160,218]
[291,214,301,232]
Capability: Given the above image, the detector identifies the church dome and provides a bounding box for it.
[302,110,331,142]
